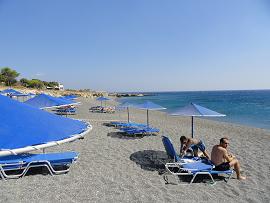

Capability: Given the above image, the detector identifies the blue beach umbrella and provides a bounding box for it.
[24,93,79,109]
[1,88,22,95]
[1,88,27,97]
[0,94,91,156]
[171,103,226,138]
[135,101,166,126]
[1,88,28,101]
[118,102,134,122]
[28,93,36,97]
[96,96,110,107]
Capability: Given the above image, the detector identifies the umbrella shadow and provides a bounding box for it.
[129,150,227,184]
[130,150,172,174]
[107,132,144,139]
[103,122,115,127]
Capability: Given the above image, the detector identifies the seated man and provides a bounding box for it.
[180,136,210,159]
[211,137,246,180]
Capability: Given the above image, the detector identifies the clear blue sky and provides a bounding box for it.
[0,0,269,92]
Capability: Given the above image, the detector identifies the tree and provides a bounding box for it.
[0,67,20,86]
[27,79,44,89]
[49,81,58,87]
[0,74,5,83]
[20,78,29,87]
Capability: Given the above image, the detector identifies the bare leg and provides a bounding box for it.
[229,159,246,180]
[202,151,210,159]
[193,149,198,157]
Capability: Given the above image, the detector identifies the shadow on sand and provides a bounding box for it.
[129,150,227,184]
[130,150,172,174]
[107,132,145,139]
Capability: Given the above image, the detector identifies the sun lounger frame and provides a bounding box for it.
[163,162,234,184]
[0,152,78,180]
[161,136,234,184]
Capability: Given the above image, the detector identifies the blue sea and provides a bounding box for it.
[118,90,270,130]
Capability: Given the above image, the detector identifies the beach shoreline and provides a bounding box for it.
[0,97,269,203]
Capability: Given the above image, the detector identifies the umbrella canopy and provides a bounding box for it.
[171,103,225,138]
[118,102,134,122]
[27,93,36,97]
[96,96,110,106]
[1,88,22,95]
[0,94,91,156]
[0,88,27,96]
[24,93,79,109]
[134,101,166,126]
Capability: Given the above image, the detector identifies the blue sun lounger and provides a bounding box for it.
[161,136,234,184]
[56,107,77,115]
[0,152,78,180]
[121,126,160,135]
[116,122,147,128]
[162,135,182,162]
[164,159,234,184]
[162,135,198,162]
[110,121,126,127]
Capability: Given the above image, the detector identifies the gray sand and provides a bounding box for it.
[1,97,269,203]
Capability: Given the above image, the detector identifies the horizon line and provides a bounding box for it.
[112,88,270,93]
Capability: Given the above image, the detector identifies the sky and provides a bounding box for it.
[0,0,270,92]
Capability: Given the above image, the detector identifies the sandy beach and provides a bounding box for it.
[1,97,269,203]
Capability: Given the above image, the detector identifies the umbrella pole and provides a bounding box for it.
[147,109,149,127]
[127,107,130,123]
[191,116,194,138]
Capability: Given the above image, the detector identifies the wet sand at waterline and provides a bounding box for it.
[1,97,269,203]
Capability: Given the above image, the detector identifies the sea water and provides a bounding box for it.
[118,90,270,130]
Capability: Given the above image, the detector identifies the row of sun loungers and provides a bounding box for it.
[108,121,160,136]
[56,106,77,115]
[0,152,78,180]
[121,126,160,135]
[110,122,147,128]
[89,106,115,113]
[161,136,234,184]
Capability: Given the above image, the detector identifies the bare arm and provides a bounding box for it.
[182,139,192,152]
[223,150,234,162]
[228,152,236,159]
[180,144,184,154]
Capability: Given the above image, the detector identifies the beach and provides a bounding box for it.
[1,97,270,203]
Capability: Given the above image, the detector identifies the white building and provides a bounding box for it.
[55,83,64,90]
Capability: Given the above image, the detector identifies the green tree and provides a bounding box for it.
[0,67,20,86]
[28,79,44,89]
[0,74,5,83]
[47,81,58,87]
[20,78,29,87]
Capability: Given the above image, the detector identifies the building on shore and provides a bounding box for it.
[46,83,64,91]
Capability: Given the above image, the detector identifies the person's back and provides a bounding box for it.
[211,145,226,166]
